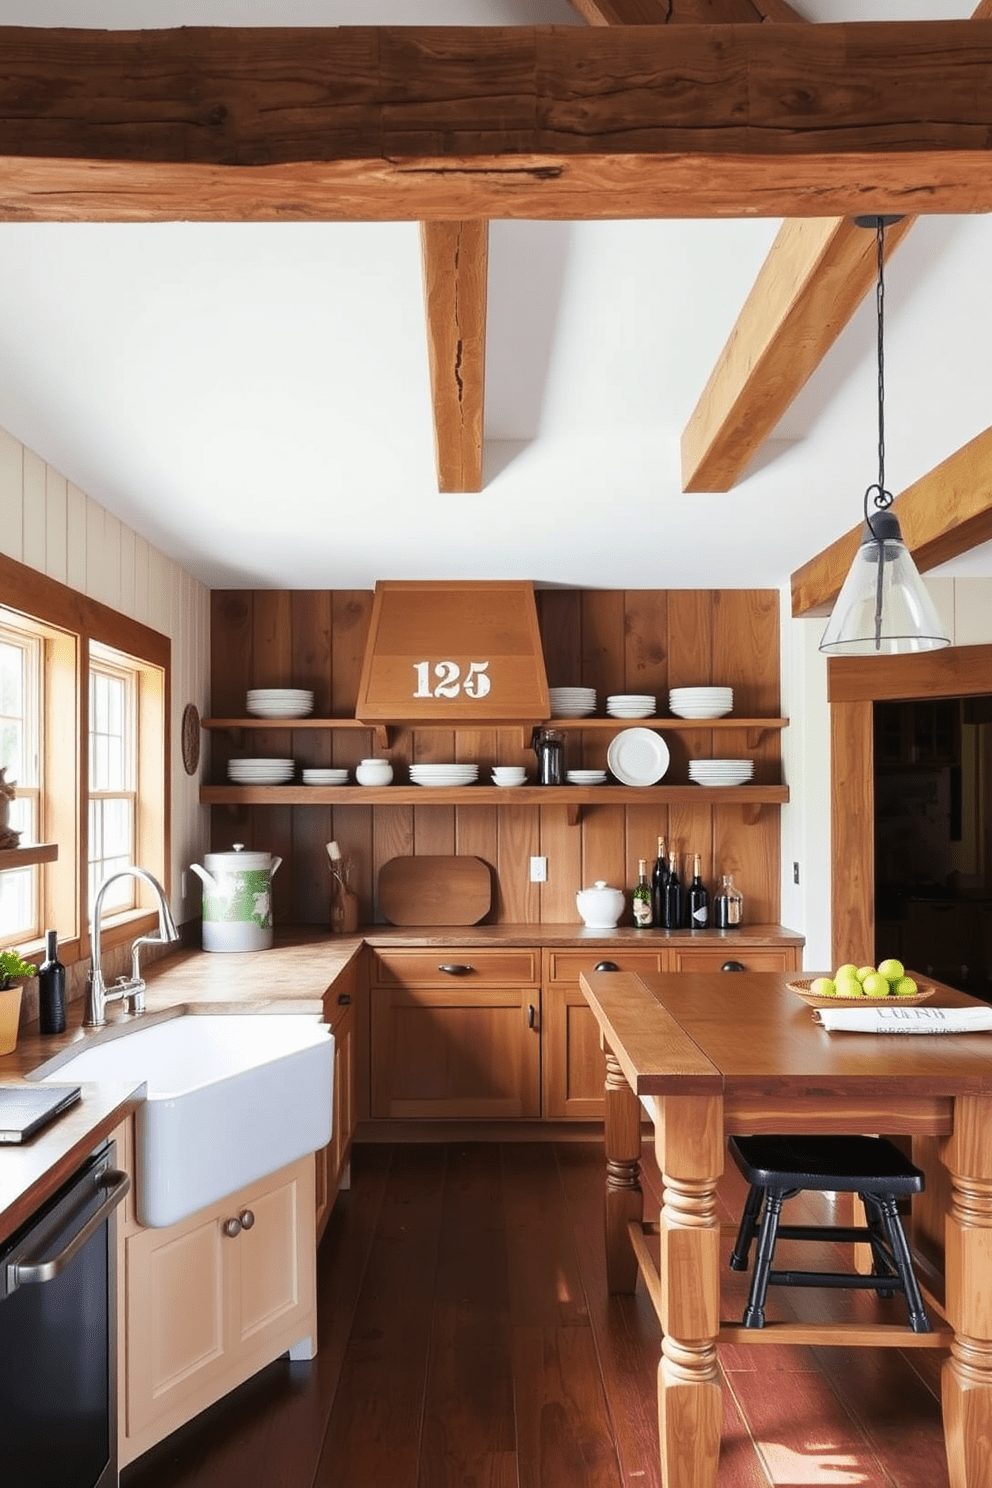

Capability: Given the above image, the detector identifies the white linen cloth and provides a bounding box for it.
[814,1004,992,1034]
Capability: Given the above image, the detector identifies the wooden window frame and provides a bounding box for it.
[827,645,992,969]
[0,552,171,968]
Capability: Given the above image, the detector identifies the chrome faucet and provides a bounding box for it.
[85,868,180,1027]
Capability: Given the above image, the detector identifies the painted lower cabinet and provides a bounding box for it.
[370,949,542,1119]
[119,1151,317,1467]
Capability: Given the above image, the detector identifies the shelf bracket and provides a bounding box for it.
[374,724,391,751]
[742,803,764,827]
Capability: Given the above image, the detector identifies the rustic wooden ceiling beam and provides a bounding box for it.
[680,215,915,493]
[569,0,804,23]
[3,24,992,223]
[791,425,992,619]
[421,220,489,494]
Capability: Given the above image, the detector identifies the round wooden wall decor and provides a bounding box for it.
[181,704,201,776]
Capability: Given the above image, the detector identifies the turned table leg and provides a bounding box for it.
[655,1093,724,1488]
[942,1095,992,1488]
[603,1046,642,1294]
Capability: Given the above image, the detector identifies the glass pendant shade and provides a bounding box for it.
[819,511,950,656]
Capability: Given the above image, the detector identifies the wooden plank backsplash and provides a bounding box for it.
[209,588,782,927]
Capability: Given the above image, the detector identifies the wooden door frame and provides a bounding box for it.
[827,644,992,967]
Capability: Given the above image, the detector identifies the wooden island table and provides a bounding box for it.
[578,968,992,1488]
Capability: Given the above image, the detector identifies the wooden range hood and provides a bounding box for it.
[355,580,549,725]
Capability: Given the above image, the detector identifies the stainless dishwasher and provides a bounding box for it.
[0,1139,130,1488]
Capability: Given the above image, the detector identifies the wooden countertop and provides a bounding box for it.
[0,923,801,1242]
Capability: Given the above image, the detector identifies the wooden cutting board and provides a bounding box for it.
[378,855,491,926]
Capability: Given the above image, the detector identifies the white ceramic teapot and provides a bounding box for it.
[575,880,625,930]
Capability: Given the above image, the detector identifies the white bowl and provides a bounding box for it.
[355,760,393,786]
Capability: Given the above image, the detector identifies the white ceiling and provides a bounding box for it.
[0,0,989,592]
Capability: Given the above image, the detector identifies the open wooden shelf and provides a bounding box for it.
[200,783,789,827]
[0,842,59,871]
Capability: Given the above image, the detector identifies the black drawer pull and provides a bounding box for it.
[528,1004,536,1029]
[721,960,747,972]
[337,992,352,1005]
[438,963,474,976]
[594,961,620,972]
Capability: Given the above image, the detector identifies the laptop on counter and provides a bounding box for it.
[0,1084,82,1144]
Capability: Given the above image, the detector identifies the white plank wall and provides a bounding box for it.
[0,423,210,928]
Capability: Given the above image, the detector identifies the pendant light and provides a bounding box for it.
[819,216,950,657]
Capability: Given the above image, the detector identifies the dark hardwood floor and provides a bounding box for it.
[122,1140,951,1488]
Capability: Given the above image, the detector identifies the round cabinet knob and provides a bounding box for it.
[222,1216,242,1238]
[239,1209,255,1231]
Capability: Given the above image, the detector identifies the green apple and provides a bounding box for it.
[857,965,877,983]
[878,958,905,983]
[834,976,864,999]
[892,977,918,997]
[810,977,836,997]
[862,972,890,998]
[835,963,859,981]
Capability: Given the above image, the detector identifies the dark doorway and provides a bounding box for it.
[874,696,992,999]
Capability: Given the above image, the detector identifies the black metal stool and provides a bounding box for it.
[727,1133,931,1333]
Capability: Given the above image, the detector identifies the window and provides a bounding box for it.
[0,622,42,946]
[0,552,170,967]
[88,649,138,917]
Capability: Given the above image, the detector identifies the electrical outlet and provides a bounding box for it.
[530,856,548,883]
[793,861,800,885]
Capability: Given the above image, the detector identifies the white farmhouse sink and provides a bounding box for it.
[33,1013,334,1228]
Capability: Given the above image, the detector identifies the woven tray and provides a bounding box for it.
[786,976,934,1009]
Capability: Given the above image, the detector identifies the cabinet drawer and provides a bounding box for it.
[669,946,797,973]
[546,948,664,982]
[371,948,539,986]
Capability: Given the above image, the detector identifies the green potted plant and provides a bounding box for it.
[0,948,37,1054]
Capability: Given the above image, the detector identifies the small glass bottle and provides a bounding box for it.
[714,873,744,928]
[633,859,653,928]
[38,928,66,1035]
[688,853,710,930]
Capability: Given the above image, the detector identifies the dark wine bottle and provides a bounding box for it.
[38,928,66,1035]
[663,850,683,930]
[651,835,668,928]
[688,853,710,930]
[632,858,653,928]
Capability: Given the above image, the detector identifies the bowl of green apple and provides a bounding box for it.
[788,960,933,1007]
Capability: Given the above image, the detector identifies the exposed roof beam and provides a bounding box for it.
[681,0,992,495]
[421,220,489,494]
[681,215,915,492]
[791,426,992,619]
[569,0,804,23]
[3,24,992,223]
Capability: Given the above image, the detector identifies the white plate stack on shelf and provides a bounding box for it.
[548,687,596,718]
[227,757,295,784]
[669,687,733,719]
[606,694,656,719]
[566,769,607,786]
[409,763,479,789]
[301,768,349,786]
[246,688,314,718]
[688,759,754,787]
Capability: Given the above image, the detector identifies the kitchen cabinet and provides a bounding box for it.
[369,948,541,1119]
[118,1153,316,1467]
[315,972,358,1242]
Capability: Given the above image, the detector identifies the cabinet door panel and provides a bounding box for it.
[125,1214,226,1436]
[372,986,540,1118]
[236,1171,310,1348]
[668,946,797,972]
[542,985,606,1120]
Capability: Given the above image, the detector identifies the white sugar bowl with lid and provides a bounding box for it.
[355,758,393,786]
[575,880,625,930]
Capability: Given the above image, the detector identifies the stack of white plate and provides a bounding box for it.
[246,688,314,719]
[228,757,295,784]
[549,687,596,718]
[669,687,733,719]
[566,769,607,786]
[688,758,754,787]
[607,694,656,718]
[301,768,349,786]
[409,763,479,789]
